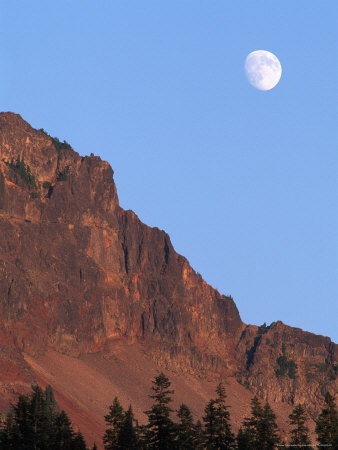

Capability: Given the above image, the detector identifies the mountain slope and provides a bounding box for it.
[0,112,336,445]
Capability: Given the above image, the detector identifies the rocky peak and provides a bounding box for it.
[0,112,336,435]
[0,112,244,360]
[0,112,119,223]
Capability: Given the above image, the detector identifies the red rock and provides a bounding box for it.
[0,112,336,447]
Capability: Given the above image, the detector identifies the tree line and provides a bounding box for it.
[0,373,337,449]
[0,385,87,449]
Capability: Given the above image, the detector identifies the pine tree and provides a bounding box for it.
[30,384,52,448]
[103,397,125,450]
[315,392,338,447]
[117,405,139,450]
[242,395,263,450]
[236,427,254,450]
[176,403,201,449]
[288,404,312,449]
[194,420,205,450]
[145,372,176,450]
[0,411,20,449]
[203,383,235,449]
[13,394,33,450]
[72,431,88,449]
[241,396,280,450]
[45,385,57,415]
[53,410,75,449]
[260,402,281,449]
[135,424,148,450]
[203,398,217,448]
[214,383,235,449]
[0,384,87,450]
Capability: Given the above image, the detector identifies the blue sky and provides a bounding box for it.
[1,1,337,341]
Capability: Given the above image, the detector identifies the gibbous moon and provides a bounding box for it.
[245,50,282,91]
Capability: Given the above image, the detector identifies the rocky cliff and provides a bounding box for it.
[0,112,336,440]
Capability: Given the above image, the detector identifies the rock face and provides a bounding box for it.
[0,112,336,429]
[237,322,337,418]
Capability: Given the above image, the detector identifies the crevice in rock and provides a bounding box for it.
[141,313,145,337]
[164,238,170,265]
[47,185,54,198]
[246,335,262,370]
[122,242,129,274]
[7,278,14,297]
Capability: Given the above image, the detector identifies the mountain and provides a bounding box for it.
[0,112,336,446]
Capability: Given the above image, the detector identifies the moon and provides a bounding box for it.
[245,50,282,91]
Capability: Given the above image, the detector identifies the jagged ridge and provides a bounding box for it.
[0,112,336,442]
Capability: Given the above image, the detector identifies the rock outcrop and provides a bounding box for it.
[0,112,336,441]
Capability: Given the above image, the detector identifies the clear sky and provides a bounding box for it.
[1,1,337,342]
